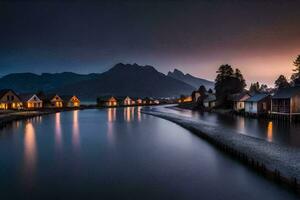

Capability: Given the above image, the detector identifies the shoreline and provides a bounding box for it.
[141,107,300,193]
[0,104,165,129]
[0,107,89,129]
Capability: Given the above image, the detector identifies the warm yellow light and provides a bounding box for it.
[24,122,37,175]
[267,121,273,142]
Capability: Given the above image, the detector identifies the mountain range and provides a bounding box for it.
[167,69,214,90]
[0,63,214,100]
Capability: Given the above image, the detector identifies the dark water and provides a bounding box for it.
[156,106,300,148]
[0,108,298,199]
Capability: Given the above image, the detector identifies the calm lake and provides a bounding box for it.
[0,107,298,199]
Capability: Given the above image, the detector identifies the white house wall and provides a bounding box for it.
[245,102,258,114]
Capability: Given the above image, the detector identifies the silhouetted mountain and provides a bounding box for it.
[0,63,195,99]
[0,72,98,93]
[167,69,214,89]
[54,63,195,99]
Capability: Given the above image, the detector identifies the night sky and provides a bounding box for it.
[1,0,300,86]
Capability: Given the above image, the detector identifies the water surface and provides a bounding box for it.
[155,106,300,148]
[0,107,298,199]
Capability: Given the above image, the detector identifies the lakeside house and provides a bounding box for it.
[229,92,251,112]
[136,98,143,105]
[142,97,151,105]
[19,93,43,109]
[118,96,135,106]
[203,94,216,108]
[61,95,80,107]
[192,90,201,102]
[153,99,160,104]
[271,87,300,115]
[97,96,118,107]
[0,89,22,110]
[39,94,64,108]
[245,93,271,115]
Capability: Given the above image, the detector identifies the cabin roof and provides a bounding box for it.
[245,93,269,102]
[46,94,60,100]
[97,95,116,101]
[203,94,216,102]
[0,89,18,98]
[18,93,38,102]
[228,91,250,101]
[272,87,300,99]
[60,95,78,102]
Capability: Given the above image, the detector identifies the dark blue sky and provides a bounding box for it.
[1,0,300,85]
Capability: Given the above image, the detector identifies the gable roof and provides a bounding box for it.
[60,95,73,101]
[19,93,41,102]
[45,94,62,101]
[116,96,132,101]
[245,93,269,102]
[0,89,19,99]
[61,95,80,102]
[228,91,250,101]
[272,87,300,99]
[97,95,117,101]
[203,94,216,102]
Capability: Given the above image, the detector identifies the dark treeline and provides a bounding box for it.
[213,54,300,108]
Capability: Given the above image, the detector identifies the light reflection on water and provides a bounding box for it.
[108,108,116,122]
[72,110,80,149]
[55,113,62,149]
[267,121,273,142]
[124,107,135,122]
[23,121,37,186]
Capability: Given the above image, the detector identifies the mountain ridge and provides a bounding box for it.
[167,68,214,90]
[0,64,213,100]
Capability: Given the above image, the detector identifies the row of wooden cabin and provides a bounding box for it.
[230,86,300,116]
[0,89,80,110]
[97,96,160,107]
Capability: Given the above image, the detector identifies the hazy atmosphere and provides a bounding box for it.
[1,0,300,85]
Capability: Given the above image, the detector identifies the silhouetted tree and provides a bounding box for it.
[198,85,207,96]
[259,84,268,92]
[215,64,246,107]
[291,55,300,86]
[195,85,208,108]
[249,82,260,93]
[235,68,246,89]
[275,75,289,89]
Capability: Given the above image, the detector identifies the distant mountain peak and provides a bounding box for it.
[109,63,158,73]
[168,68,185,76]
[167,68,214,89]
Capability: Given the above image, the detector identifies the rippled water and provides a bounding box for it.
[0,107,298,199]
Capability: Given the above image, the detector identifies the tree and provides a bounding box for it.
[195,85,208,107]
[198,85,207,96]
[249,82,260,93]
[275,75,289,89]
[234,68,247,89]
[215,64,246,107]
[291,55,300,85]
[215,64,234,84]
[260,84,268,92]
